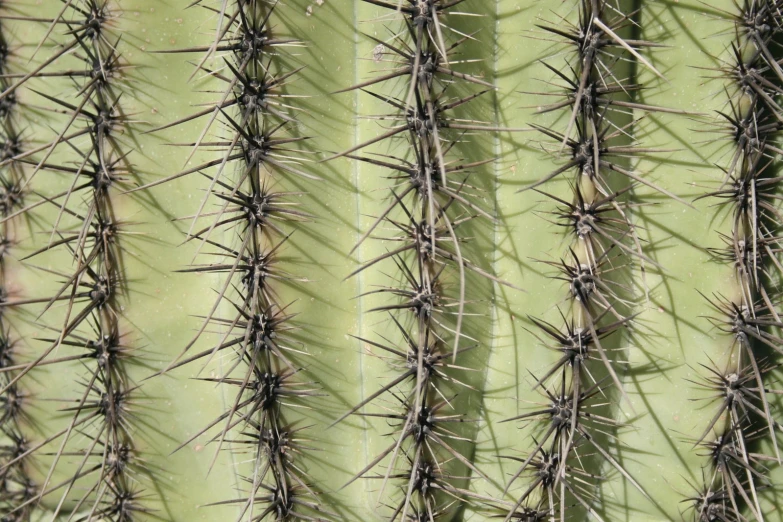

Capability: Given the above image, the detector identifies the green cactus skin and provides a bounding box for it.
[0,1,782,522]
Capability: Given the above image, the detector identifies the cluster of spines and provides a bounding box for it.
[500,1,678,518]
[689,2,783,519]
[141,1,328,520]
[0,12,33,521]
[328,1,523,519]
[0,1,150,520]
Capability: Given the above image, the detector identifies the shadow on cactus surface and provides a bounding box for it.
[0,0,783,521]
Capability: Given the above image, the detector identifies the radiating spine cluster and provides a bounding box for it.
[330,1,518,519]
[501,1,676,518]
[142,1,329,519]
[689,2,783,519]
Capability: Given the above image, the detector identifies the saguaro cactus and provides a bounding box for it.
[0,0,782,521]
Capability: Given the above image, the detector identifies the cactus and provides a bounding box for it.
[0,0,783,521]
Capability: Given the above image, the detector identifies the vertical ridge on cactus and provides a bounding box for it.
[0,1,154,520]
[491,1,676,519]
[686,1,783,519]
[328,1,508,519]
[131,1,332,520]
[0,8,34,521]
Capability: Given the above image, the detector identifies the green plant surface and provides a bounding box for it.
[1,1,783,522]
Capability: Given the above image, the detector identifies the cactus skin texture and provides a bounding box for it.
[0,0,782,521]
